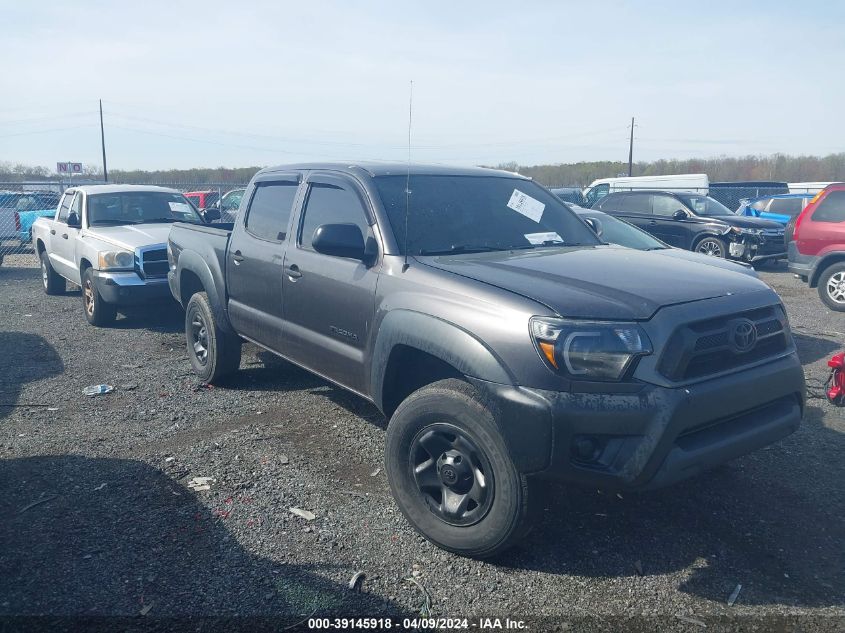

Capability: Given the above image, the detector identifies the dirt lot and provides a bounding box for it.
[1,255,843,631]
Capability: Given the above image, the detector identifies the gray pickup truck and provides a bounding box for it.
[167,163,805,557]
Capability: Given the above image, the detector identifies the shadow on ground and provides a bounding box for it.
[0,332,63,418]
[497,402,844,608]
[0,455,405,628]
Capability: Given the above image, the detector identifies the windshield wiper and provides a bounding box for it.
[138,218,181,223]
[418,245,503,255]
[90,219,141,225]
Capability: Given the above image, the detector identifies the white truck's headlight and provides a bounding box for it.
[98,250,134,270]
[530,317,652,381]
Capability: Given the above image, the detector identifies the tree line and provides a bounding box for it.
[2,153,845,186]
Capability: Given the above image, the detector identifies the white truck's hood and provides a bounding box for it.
[84,224,172,250]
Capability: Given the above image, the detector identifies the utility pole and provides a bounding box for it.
[627,116,635,177]
[99,99,108,182]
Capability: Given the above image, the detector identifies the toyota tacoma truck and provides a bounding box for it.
[168,163,805,557]
[32,184,208,325]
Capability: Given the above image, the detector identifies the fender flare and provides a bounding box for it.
[369,309,514,411]
[175,250,235,334]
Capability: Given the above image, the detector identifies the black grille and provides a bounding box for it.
[139,248,168,279]
[658,305,791,382]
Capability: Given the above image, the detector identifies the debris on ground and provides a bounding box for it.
[675,613,706,627]
[403,575,432,617]
[82,384,113,397]
[279,454,289,465]
[164,456,175,463]
[192,383,214,392]
[187,477,216,491]
[289,507,316,521]
[139,603,153,616]
[348,571,366,591]
[93,483,107,491]
[370,467,381,477]
[727,583,742,606]
[19,494,58,514]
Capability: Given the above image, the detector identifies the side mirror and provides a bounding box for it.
[312,223,366,260]
[66,212,81,227]
[202,208,221,223]
[673,209,687,220]
[584,217,602,236]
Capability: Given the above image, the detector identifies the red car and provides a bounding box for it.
[788,183,845,310]
[184,190,219,210]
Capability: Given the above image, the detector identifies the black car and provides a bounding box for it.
[593,190,786,263]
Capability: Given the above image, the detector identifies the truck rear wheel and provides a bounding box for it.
[385,378,538,558]
[185,291,242,383]
[40,251,64,295]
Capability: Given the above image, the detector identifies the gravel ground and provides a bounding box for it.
[0,254,843,631]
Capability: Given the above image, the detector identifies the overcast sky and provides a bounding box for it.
[1,0,842,172]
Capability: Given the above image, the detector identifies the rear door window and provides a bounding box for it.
[812,191,845,223]
[619,193,652,213]
[652,195,682,217]
[244,181,299,241]
[57,193,74,222]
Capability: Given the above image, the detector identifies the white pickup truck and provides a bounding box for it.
[31,184,212,325]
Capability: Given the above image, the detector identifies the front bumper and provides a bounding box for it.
[92,270,172,305]
[472,351,805,490]
[728,235,786,263]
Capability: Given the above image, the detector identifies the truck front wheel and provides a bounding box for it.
[385,378,538,558]
[185,291,242,383]
[81,267,116,326]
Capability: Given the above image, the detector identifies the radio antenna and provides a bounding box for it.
[403,80,413,272]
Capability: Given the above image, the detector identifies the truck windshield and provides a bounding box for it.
[374,175,601,255]
[677,194,734,217]
[87,192,204,226]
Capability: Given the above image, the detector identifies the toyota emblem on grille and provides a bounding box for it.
[730,319,758,353]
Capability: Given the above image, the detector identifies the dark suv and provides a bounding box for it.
[594,190,786,263]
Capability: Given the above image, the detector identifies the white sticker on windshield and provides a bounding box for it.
[507,189,546,223]
[524,232,562,245]
[169,202,191,214]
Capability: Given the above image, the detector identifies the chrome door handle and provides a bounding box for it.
[285,264,302,279]
[232,250,245,265]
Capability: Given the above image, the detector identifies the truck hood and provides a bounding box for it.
[83,223,172,250]
[418,245,772,320]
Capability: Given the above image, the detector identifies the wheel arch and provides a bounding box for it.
[371,310,514,417]
[175,250,234,334]
[810,254,845,288]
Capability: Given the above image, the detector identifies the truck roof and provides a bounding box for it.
[63,184,182,195]
[257,161,529,179]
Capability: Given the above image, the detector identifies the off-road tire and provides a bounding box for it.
[185,291,242,383]
[40,251,65,295]
[385,378,539,558]
[81,267,116,326]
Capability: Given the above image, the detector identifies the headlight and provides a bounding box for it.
[98,250,135,270]
[727,226,762,236]
[530,317,652,381]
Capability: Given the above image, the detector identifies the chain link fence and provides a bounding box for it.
[0,181,248,266]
